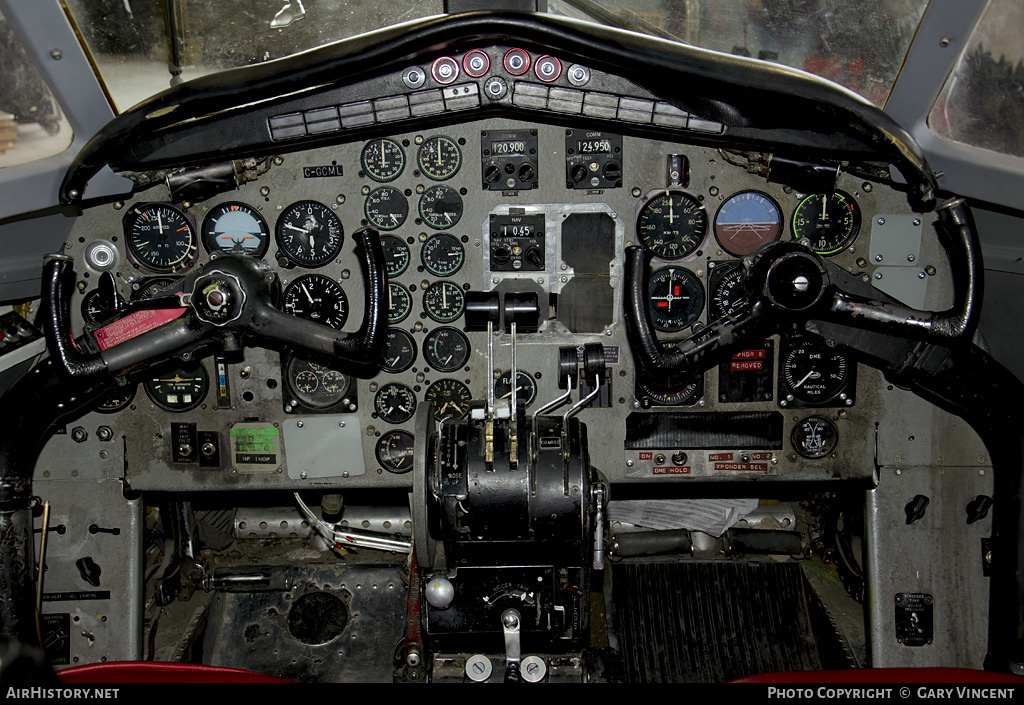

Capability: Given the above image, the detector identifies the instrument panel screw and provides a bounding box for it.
[626,459,634,467]
[939,36,952,48]
[907,254,916,262]
[300,471,307,479]
[875,272,883,280]
[877,217,885,225]
[273,156,284,165]
[918,272,926,279]
[913,218,921,226]
[259,187,270,197]
[862,182,873,192]
[50,49,62,60]
[296,421,304,428]
[561,276,568,283]
[874,254,883,262]
[113,201,124,210]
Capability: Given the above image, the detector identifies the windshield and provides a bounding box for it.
[64,0,928,113]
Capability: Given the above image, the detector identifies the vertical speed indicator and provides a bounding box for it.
[791,191,861,255]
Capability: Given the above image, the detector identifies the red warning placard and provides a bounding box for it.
[93,308,186,351]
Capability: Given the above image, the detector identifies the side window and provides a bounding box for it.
[0,11,73,168]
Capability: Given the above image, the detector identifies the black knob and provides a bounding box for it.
[484,164,502,183]
[518,163,536,183]
[570,164,587,183]
[583,343,606,380]
[492,246,511,266]
[905,495,930,525]
[602,161,622,181]
[524,247,543,268]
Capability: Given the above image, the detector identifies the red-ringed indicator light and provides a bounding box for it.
[463,50,490,78]
[503,48,531,76]
[534,55,562,83]
[431,57,459,85]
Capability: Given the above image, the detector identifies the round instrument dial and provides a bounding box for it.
[201,202,270,257]
[381,329,417,373]
[714,191,783,257]
[144,362,209,412]
[131,276,178,301]
[792,415,839,459]
[388,283,412,324]
[425,379,472,420]
[638,374,702,406]
[494,370,537,408]
[376,430,415,473]
[125,203,197,273]
[418,186,463,230]
[422,281,465,323]
[285,355,352,409]
[422,327,470,372]
[374,383,417,424]
[283,274,349,329]
[781,340,850,404]
[81,289,119,324]
[636,189,707,260]
[275,200,344,267]
[364,187,408,231]
[647,266,705,332]
[791,191,861,255]
[420,233,465,277]
[381,235,411,277]
[96,384,137,414]
[361,138,405,182]
[708,262,746,321]
[417,136,461,181]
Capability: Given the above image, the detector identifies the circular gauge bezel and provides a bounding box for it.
[781,339,851,404]
[424,379,472,420]
[647,266,705,332]
[422,327,470,372]
[275,200,345,268]
[420,233,465,277]
[792,415,839,459]
[376,430,415,473]
[361,138,406,182]
[635,188,708,261]
[81,289,117,324]
[381,329,417,373]
[283,274,349,330]
[418,185,463,230]
[374,383,417,424]
[417,136,462,181]
[95,384,137,414]
[131,276,178,301]
[713,190,783,257]
[494,370,537,408]
[285,355,352,409]
[201,202,270,258]
[422,281,465,323]
[363,187,409,232]
[638,375,702,406]
[143,362,209,413]
[708,262,747,321]
[381,235,412,278]
[124,203,198,273]
[388,282,412,324]
[791,190,861,256]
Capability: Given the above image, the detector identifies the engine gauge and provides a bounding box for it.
[284,354,352,409]
[418,185,463,230]
[791,191,861,255]
[708,262,747,321]
[131,276,178,301]
[780,339,852,405]
[81,289,118,324]
[124,203,197,273]
[361,138,405,182]
[647,266,705,332]
[422,327,470,372]
[494,370,537,408]
[96,384,137,414]
[382,329,417,373]
[792,415,839,459]
[374,382,417,424]
[376,430,415,473]
[420,233,465,277]
[283,274,349,329]
[425,379,472,420]
[422,281,465,323]
[201,202,270,257]
[417,136,462,181]
[714,191,783,257]
[363,187,408,231]
[636,189,707,260]
[144,362,209,412]
[275,200,344,267]
[381,235,411,278]
[388,282,412,324]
